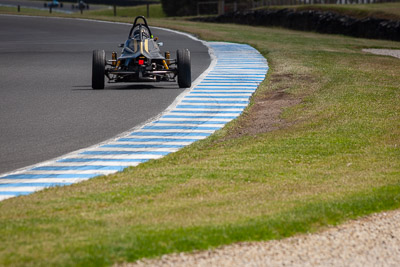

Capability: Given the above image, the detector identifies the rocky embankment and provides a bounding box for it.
[193,9,400,41]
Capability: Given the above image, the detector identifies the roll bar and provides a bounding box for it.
[128,16,153,39]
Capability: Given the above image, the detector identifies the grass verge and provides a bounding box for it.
[0,6,69,15]
[87,4,165,18]
[0,10,399,267]
[0,4,166,18]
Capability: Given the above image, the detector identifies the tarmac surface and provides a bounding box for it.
[0,15,210,174]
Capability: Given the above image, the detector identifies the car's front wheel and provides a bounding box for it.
[92,50,105,90]
[177,49,191,88]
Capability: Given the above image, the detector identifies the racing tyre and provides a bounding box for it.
[177,49,191,88]
[92,50,106,90]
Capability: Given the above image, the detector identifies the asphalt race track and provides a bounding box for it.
[0,15,210,174]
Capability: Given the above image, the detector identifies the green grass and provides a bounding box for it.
[258,2,400,20]
[0,4,166,19]
[86,4,166,18]
[3,185,398,266]
[0,6,67,15]
[0,10,400,267]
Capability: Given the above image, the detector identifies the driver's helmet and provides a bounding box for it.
[133,26,150,40]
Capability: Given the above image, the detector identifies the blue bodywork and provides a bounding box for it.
[44,0,62,8]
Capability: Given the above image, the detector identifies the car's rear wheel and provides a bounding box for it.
[92,50,105,90]
[177,49,191,88]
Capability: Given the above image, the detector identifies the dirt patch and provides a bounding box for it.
[224,73,303,139]
[233,91,301,137]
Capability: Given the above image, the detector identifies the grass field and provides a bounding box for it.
[0,4,166,18]
[0,5,69,15]
[87,4,166,18]
[0,5,400,267]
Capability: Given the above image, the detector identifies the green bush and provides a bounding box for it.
[161,0,256,17]
[161,0,198,16]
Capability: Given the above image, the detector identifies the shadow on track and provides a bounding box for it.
[72,84,182,91]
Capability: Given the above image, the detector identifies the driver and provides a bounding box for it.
[133,27,150,39]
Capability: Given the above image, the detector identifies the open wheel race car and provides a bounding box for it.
[92,16,191,90]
